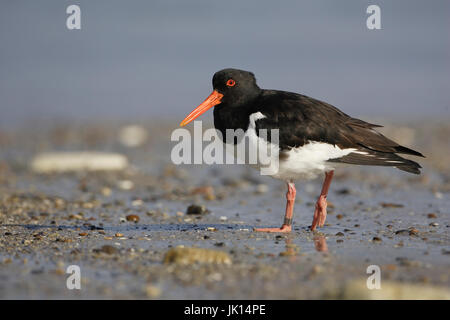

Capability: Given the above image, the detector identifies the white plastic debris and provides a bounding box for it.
[30,152,128,173]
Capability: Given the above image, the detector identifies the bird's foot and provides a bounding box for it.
[311,195,328,231]
[254,224,292,233]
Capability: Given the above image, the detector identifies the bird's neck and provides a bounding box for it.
[213,102,254,139]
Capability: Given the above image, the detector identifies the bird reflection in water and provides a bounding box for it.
[313,236,328,252]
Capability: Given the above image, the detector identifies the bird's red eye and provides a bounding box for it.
[226,79,236,87]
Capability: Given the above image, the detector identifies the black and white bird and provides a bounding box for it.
[180,68,424,232]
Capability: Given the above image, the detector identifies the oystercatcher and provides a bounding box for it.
[180,68,424,232]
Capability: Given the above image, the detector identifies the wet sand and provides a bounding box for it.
[0,119,449,299]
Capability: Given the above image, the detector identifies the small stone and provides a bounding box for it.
[336,232,345,237]
[279,250,297,257]
[255,184,269,194]
[69,214,84,220]
[118,125,148,147]
[336,188,350,195]
[186,204,208,215]
[53,268,65,276]
[427,213,437,219]
[145,285,161,298]
[101,187,112,196]
[429,222,439,227]
[395,228,419,236]
[131,199,144,207]
[115,233,124,237]
[336,214,344,220]
[79,232,88,236]
[385,264,397,271]
[164,247,232,265]
[95,245,119,255]
[380,202,404,208]
[372,237,382,242]
[311,265,324,275]
[394,241,404,248]
[117,180,134,190]
[191,186,216,200]
[126,214,140,223]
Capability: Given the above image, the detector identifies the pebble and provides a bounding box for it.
[186,204,208,215]
[372,237,382,242]
[380,202,404,208]
[429,222,439,227]
[434,192,443,199]
[311,265,324,275]
[191,186,216,201]
[117,180,134,190]
[131,199,144,207]
[126,214,140,223]
[94,245,119,255]
[118,125,148,147]
[164,247,232,265]
[395,228,419,236]
[145,284,161,298]
[335,232,344,237]
[115,233,124,237]
[427,213,437,219]
[101,187,112,196]
[255,184,268,194]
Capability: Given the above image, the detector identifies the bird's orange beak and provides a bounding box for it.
[180,90,224,127]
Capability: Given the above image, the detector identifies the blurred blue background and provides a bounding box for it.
[0,0,449,127]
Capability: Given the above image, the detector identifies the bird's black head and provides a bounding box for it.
[212,68,261,107]
[180,68,261,126]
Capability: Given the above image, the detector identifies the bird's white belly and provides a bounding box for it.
[229,112,358,181]
[272,142,353,181]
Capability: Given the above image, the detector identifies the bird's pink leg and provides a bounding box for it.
[311,170,334,231]
[254,182,296,233]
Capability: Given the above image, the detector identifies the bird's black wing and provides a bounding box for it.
[253,90,424,174]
